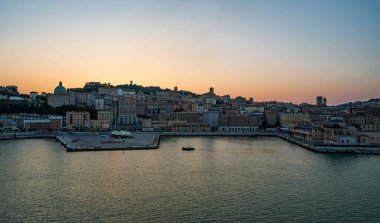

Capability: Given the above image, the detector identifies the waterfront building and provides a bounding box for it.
[218,126,257,132]
[289,125,323,141]
[152,120,170,131]
[117,95,137,126]
[23,120,50,131]
[171,123,211,132]
[279,113,311,127]
[0,116,18,131]
[290,128,313,141]
[357,132,380,145]
[336,135,357,145]
[264,108,278,127]
[49,116,63,130]
[141,119,155,131]
[250,112,265,126]
[118,115,138,126]
[94,111,111,130]
[321,124,357,145]
[169,112,201,123]
[202,111,220,129]
[311,127,324,140]
[23,116,62,131]
[7,113,41,128]
[220,114,257,127]
[66,111,90,130]
[90,119,110,131]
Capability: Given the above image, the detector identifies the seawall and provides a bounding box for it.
[2,131,380,154]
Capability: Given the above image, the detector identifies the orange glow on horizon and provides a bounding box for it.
[1,1,380,105]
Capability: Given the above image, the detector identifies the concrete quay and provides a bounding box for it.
[278,134,380,154]
[56,132,160,152]
[0,132,55,140]
[1,131,379,154]
[160,131,278,137]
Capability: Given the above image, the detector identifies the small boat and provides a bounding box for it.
[182,147,194,151]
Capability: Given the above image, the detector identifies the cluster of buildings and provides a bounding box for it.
[1,82,380,146]
[288,105,380,146]
[0,85,44,106]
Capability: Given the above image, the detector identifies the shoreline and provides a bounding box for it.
[1,132,380,154]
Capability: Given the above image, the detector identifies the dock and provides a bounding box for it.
[278,134,380,154]
[2,131,380,154]
[56,132,160,152]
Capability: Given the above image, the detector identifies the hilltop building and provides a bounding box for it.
[47,81,75,107]
[316,96,327,106]
[54,81,67,94]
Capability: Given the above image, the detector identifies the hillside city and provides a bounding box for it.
[1,81,380,146]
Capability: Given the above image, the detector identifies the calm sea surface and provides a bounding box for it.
[0,137,379,222]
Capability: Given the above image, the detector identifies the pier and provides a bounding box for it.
[56,132,160,152]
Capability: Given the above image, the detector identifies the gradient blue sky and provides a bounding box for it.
[0,0,379,104]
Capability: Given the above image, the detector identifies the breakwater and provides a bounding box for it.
[0,132,55,140]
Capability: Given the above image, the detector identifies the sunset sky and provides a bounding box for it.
[0,0,379,105]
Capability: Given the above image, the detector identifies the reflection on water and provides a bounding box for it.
[0,137,379,222]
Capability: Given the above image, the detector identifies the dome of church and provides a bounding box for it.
[54,81,67,94]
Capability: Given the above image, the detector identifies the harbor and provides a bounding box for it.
[56,131,380,154]
[2,136,379,223]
